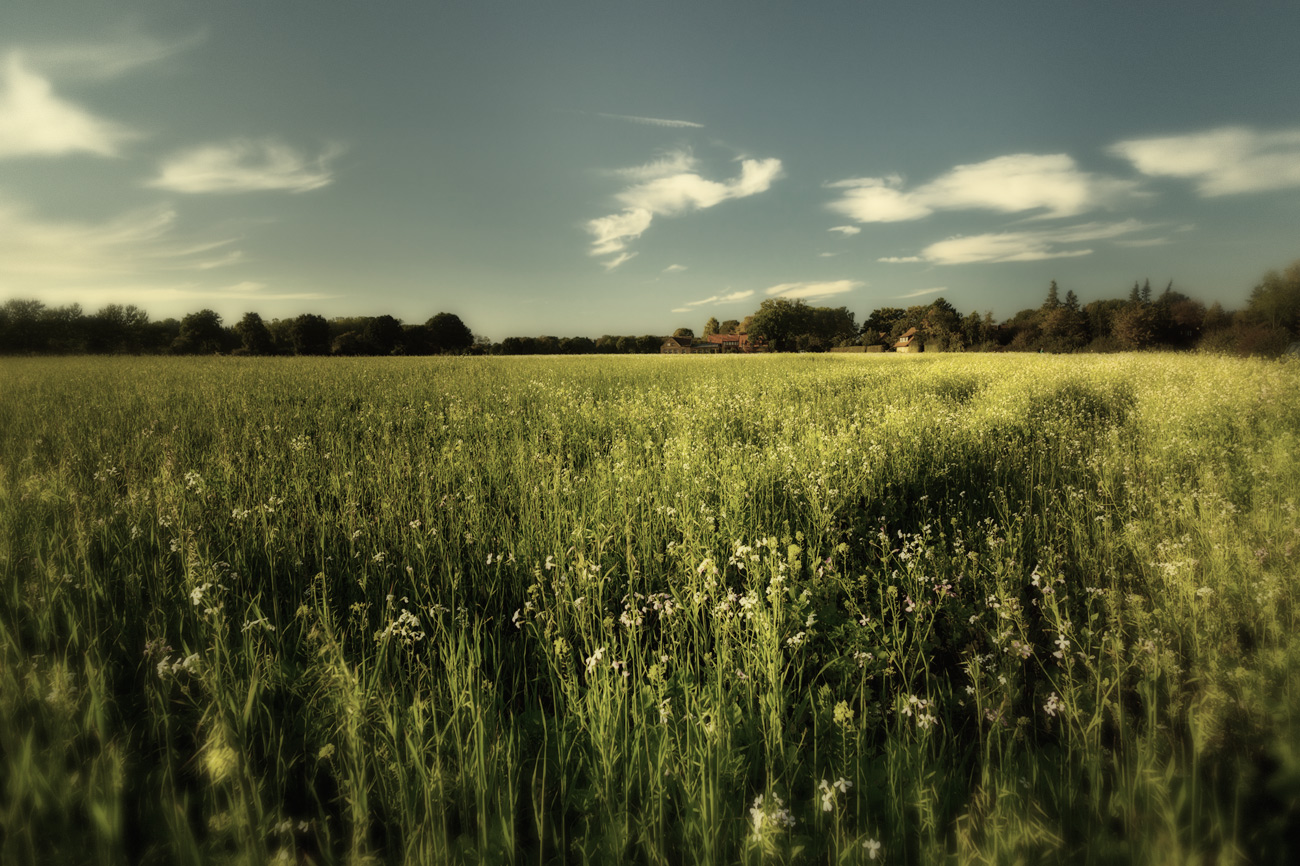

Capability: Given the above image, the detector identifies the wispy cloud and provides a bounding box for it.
[915,219,1149,265]
[587,151,783,268]
[678,289,754,308]
[598,112,704,129]
[878,255,922,263]
[896,287,946,299]
[20,32,201,80]
[0,194,280,306]
[603,251,637,271]
[150,139,342,193]
[0,52,136,158]
[827,225,861,236]
[827,153,1139,223]
[663,263,687,273]
[1110,125,1300,195]
[764,280,862,300]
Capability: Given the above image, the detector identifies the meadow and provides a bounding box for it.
[1,352,1298,865]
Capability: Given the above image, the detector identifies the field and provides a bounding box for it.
[2,353,1299,864]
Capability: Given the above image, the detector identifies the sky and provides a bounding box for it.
[3,1,1300,340]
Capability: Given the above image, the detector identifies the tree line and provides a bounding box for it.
[704,258,1300,357]
[2,259,1297,357]
[0,306,478,356]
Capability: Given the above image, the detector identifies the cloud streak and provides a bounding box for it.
[827,153,1138,223]
[587,149,782,267]
[764,280,862,300]
[598,112,704,128]
[914,220,1149,265]
[150,139,342,193]
[1110,125,1300,195]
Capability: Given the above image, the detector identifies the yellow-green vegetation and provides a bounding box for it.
[2,353,1298,864]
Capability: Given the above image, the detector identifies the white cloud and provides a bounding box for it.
[828,154,1138,223]
[607,149,698,182]
[828,225,861,236]
[0,53,135,158]
[598,112,704,129]
[764,280,862,300]
[896,287,946,299]
[917,220,1148,265]
[878,256,922,263]
[663,263,687,273]
[1110,126,1300,195]
[671,307,691,313]
[587,154,782,265]
[150,139,341,193]
[603,251,637,271]
[679,289,754,308]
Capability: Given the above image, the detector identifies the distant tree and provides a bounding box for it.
[1245,260,1300,335]
[636,335,662,353]
[40,303,87,353]
[614,336,635,353]
[560,336,596,354]
[331,331,367,355]
[0,300,48,353]
[672,327,694,339]
[291,313,331,355]
[501,336,535,355]
[401,323,431,354]
[862,307,905,345]
[1140,278,1152,305]
[236,312,275,355]
[1112,304,1159,349]
[1043,280,1061,310]
[173,309,226,354]
[1202,301,1232,334]
[746,298,808,351]
[961,310,985,349]
[89,304,150,354]
[364,315,404,354]
[426,312,474,354]
[1128,282,1142,305]
[719,319,740,334]
[703,317,720,337]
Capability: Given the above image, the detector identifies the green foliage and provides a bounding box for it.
[291,313,331,355]
[1245,261,1300,335]
[426,312,474,354]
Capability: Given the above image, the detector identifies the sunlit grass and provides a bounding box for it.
[2,353,1297,864]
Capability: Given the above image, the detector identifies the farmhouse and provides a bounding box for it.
[893,328,922,353]
[660,333,768,354]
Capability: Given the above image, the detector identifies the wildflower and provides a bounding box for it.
[863,838,882,859]
[1044,692,1062,717]
[833,700,855,727]
[585,646,605,673]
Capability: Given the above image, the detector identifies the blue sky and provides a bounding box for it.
[3,1,1300,339]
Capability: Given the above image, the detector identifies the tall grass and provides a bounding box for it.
[1,353,1297,864]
